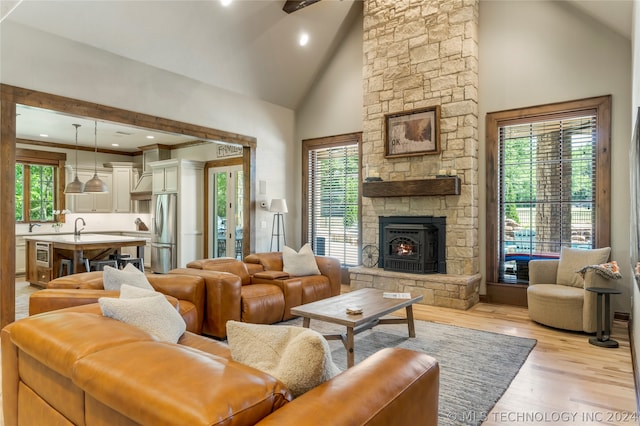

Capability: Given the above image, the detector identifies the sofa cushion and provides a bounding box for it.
[99,285,186,343]
[103,264,154,291]
[556,247,610,288]
[282,244,320,277]
[226,321,341,397]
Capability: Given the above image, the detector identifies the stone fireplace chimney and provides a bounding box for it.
[361,0,480,277]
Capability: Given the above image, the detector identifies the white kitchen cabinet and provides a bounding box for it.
[15,236,26,275]
[111,165,133,213]
[72,170,113,213]
[152,164,178,193]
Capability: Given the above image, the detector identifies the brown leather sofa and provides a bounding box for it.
[2,303,440,426]
[185,253,341,338]
[29,271,206,334]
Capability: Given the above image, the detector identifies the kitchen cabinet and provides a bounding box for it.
[25,240,51,288]
[110,164,134,213]
[71,170,113,213]
[152,164,178,193]
[15,236,26,275]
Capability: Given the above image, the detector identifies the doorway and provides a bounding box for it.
[209,165,244,259]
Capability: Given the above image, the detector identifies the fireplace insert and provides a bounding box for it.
[378,216,446,274]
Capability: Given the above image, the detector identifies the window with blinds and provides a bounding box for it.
[306,143,360,267]
[498,113,597,283]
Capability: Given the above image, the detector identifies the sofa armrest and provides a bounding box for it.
[528,260,559,285]
[256,347,439,426]
[251,277,303,320]
[169,268,242,339]
[315,256,342,296]
[148,274,205,333]
[29,289,120,316]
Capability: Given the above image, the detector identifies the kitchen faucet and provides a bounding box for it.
[74,217,86,237]
[28,223,41,233]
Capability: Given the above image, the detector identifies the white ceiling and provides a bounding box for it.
[3,0,632,152]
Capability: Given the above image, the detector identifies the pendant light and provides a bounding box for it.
[64,124,86,194]
[84,120,109,193]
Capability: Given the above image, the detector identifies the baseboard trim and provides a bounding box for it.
[615,312,631,321]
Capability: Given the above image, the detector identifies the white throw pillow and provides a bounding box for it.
[282,243,321,276]
[556,247,611,288]
[103,263,154,291]
[226,321,341,397]
[99,284,186,343]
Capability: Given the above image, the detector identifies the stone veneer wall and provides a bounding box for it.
[362,0,479,276]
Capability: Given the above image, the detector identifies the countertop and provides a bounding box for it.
[22,233,147,245]
[17,230,151,238]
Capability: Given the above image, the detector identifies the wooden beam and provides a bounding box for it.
[282,0,321,14]
[1,94,16,328]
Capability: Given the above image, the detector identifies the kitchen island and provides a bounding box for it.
[24,234,147,288]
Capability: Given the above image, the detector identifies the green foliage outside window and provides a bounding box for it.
[15,163,56,223]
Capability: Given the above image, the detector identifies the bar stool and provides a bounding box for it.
[90,259,118,271]
[119,257,144,272]
[109,253,131,268]
[58,258,90,277]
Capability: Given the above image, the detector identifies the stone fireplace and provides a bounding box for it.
[351,0,481,310]
[379,216,446,274]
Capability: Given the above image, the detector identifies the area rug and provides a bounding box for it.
[282,317,537,426]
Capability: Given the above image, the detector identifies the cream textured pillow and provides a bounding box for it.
[103,263,154,291]
[99,284,186,343]
[226,321,341,397]
[282,243,321,276]
[556,247,611,287]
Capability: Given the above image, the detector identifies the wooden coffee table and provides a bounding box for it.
[290,288,423,368]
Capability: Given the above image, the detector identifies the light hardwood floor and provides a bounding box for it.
[6,281,638,425]
[409,302,638,426]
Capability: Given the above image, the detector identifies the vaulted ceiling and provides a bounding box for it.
[1,0,632,150]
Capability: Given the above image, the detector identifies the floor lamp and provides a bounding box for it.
[270,198,287,251]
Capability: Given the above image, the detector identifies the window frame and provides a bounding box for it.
[485,96,611,289]
[15,148,67,224]
[302,132,362,269]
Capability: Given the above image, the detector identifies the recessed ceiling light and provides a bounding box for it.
[40,133,48,138]
[146,135,155,139]
[111,143,120,147]
[299,32,309,47]
[220,0,232,6]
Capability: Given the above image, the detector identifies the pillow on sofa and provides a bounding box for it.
[556,247,611,287]
[99,284,186,343]
[226,321,341,397]
[282,243,320,276]
[103,263,154,291]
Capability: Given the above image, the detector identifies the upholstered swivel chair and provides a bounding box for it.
[527,247,614,333]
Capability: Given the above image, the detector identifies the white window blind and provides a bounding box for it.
[498,113,597,283]
[308,144,359,267]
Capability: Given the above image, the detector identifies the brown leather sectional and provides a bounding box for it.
[184,252,342,338]
[2,303,440,425]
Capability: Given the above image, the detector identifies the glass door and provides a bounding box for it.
[209,165,244,259]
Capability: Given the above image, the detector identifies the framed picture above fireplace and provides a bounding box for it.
[384,106,441,158]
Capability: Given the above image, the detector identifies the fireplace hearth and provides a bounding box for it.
[379,216,446,274]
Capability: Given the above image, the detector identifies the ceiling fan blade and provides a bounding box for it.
[282,0,322,14]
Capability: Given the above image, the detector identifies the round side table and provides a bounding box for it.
[586,287,622,348]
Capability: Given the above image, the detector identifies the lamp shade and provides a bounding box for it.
[84,120,109,193]
[84,172,109,193]
[64,174,85,194]
[269,198,288,213]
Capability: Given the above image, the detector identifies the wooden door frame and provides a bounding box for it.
[0,84,257,327]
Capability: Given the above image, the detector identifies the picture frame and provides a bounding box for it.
[384,106,441,158]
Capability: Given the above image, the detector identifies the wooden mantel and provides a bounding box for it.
[362,177,460,197]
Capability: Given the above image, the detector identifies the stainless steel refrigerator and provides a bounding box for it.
[151,193,177,274]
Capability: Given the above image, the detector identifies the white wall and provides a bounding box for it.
[479,0,632,313]
[297,13,364,141]
[1,21,296,253]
